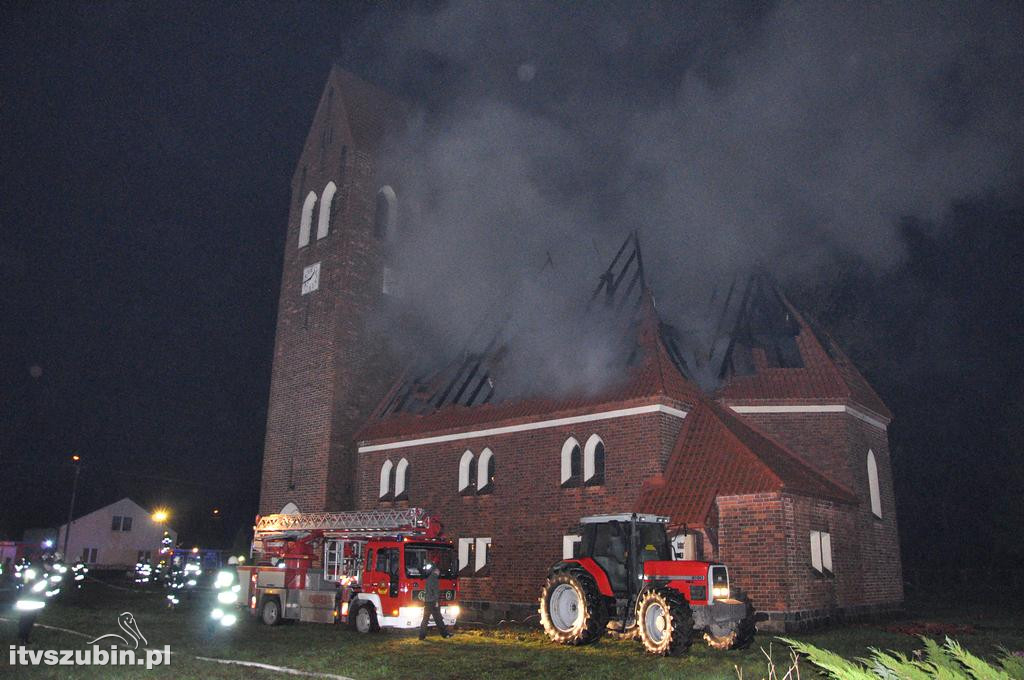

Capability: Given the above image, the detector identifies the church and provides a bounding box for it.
[258,65,903,631]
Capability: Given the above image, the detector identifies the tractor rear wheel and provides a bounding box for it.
[539,568,607,645]
[636,588,693,656]
[704,594,756,650]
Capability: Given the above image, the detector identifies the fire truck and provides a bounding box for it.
[238,508,459,633]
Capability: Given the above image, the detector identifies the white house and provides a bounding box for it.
[56,497,176,568]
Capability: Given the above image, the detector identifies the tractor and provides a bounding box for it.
[539,513,755,655]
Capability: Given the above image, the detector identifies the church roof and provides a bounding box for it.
[639,398,857,528]
[712,273,891,420]
[358,233,702,444]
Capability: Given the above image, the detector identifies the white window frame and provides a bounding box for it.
[298,191,317,247]
[810,530,834,574]
[457,537,474,573]
[458,450,474,493]
[562,534,581,560]
[821,532,833,573]
[378,459,393,500]
[867,450,882,518]
[317,181,337,240]
[394,458,409,499]
[477,448,494,493]
[475,537,491,574]
[560,437,580,486]
[583,434,604,484]
[375,185,397,240]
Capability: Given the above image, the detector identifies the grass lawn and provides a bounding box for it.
[1,581,1021,679]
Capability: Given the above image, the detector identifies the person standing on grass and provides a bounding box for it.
[418,562,452,640]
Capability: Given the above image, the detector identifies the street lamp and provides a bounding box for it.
[151,509,170,524]
[63,454,82,557]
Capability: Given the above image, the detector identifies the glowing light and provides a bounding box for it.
[151,509,169,523]
[191,547,199,554]
[215,571,235,588]
[211,608,224,619]
[42,539,54,549]
[16,600,45,611]
[71,455,80,462]
[217,591,238,604]
[32,580,47,592]
[220,614,237,627]
[712,586,730,600]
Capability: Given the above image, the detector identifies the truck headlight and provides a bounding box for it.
[398,606,424,622]
[445,605,460,619]
[712,586,730,599]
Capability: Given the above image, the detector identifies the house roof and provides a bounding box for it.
[639,398,857,527]
[713,274,891,420]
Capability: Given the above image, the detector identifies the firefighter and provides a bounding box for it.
[134,558,154,585]
[164,554,186,608]
[418,562,452,640]
[208,556,241,629]
[16,553,64,644]
[70,560,89,590]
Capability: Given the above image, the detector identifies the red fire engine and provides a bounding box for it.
[238,508,459,632]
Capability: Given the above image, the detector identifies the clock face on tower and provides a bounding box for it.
[301,262,321,295]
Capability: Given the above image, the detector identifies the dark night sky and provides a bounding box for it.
[2,2,1022,566]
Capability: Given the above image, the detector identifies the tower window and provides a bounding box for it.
[317,181,337,240]
[374,186,397,240]
[298,191,318,248]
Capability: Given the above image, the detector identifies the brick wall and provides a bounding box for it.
[259,70,400,515]
[356,409,688,607]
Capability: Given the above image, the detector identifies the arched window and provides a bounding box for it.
[458,450,475,495]
[477,448,495,494]
[867,450,882,518]
[374,186,397,240]
[298,191,318,248]
[379,459,393,500]
[584,434,605,486]
[560,437,581,487]
[280,502,300,515]
[317,181,337,240]
[394,458,409,501]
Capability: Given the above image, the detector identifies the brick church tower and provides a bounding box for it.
[259,66,406,515]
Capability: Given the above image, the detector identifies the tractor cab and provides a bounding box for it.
[540,512,755,656]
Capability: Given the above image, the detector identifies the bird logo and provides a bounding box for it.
[87,611,148,649]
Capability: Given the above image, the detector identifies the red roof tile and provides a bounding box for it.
[639,399,856,528]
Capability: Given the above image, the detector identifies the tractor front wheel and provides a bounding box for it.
[636,588,693,656]
[539,569,607,645]
[704,594,756,650]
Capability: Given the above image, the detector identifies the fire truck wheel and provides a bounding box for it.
[260,597,283,626]
[704,594,756,650]
[636,588,693,656]
[539,568,607,645]
[354,604,379,634]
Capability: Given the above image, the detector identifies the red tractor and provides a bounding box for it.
[539,513,755,655]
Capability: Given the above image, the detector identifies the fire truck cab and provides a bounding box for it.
[239,508,459,632]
